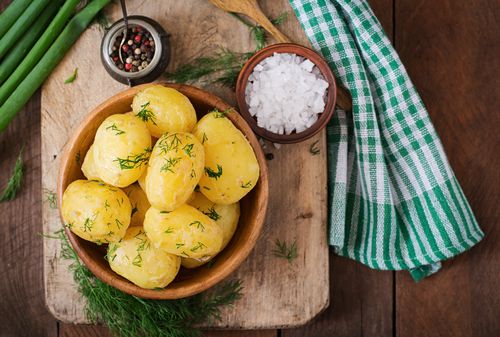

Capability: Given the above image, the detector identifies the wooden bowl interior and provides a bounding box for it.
[236,43,337,144]
[58,83,268,299]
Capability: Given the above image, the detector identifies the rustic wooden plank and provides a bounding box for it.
[283,1,395,336]
[0,90,58,336]
[42,0,328,329]
[59,324,277,337]
[395,1,500,337]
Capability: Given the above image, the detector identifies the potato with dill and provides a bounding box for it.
[145,132,204,211]
[144,204,223,259]
[182,191,240,268]
[81,144,99,180]
[193,110,260,204]
[61,180,131,244]
[132,85,197,137]
[92,113,151,188]
[107,226,180,289]
[123,183,150,227]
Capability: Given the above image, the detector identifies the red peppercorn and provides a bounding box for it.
[134,35,142,43]
[125,63,132,71]
[122,44,129,52]
[143,40,150,46]
[113,56,119,62]
[136,26,142,32]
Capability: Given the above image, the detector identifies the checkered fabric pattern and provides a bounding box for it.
[289,0,484,280]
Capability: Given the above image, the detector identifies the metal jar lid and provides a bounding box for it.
[101,15,170,86]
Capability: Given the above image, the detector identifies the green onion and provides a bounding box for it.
[0,0,111,133]
[0,0,62,85]
[0,0,80,106]
[0,0,51,59]
[0,0,33,39]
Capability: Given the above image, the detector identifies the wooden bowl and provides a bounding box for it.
[57,83,269,299]
[236,43,337,144]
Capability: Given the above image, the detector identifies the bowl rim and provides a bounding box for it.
[57,83,269,299]
[235,43,337,144]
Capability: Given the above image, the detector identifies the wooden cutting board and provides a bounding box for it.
[41,0,329,329]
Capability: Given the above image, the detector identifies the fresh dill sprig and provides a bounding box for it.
[47,229,243,337]
[64,68,78,84]
[231,12,288,50]
[136,102,157,125]
[203,207,220,221]
[165,49,253,88]
[272,239,298,263]
[309,140,320,155]
[160,157,182,173]
[204,165,223,180]
[115,147,151,170]
[43,188,57,209]
[0,147,24,202]
[106,123,125,135]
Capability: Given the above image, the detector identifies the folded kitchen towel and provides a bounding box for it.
[289,0,484,281]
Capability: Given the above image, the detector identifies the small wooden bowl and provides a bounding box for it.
[236,43,337,144]
[57,83,269,299]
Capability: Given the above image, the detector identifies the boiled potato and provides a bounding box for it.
[182,191,240,268]
[145,132,204,211]
[61,180,131,244]
[144,204,223,259]
[93,113,151,187]
[192,111,259,204]
[123,184,150,227]
[137,168,147,192]
[132,85,197,138]
[107,226,180,289]
[81,144,99,180]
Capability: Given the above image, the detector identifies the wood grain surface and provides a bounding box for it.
[0,0,499,337]
[41,0,329,329]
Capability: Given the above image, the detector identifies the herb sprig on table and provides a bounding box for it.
[0,147,24,202]
[49,229,243,337]
[165,12,288,87]
[272,239,298,263]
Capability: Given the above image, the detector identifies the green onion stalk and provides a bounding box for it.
[0,0,111,133]
[0,0,80,106]
[0,0,33,39]
[0,0,63,84]
[0,0,52,59]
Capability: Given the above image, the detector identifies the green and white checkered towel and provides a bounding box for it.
[289,0,484,280]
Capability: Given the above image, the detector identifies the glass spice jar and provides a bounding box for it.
[101,16,170,86]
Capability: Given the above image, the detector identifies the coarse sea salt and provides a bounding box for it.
[245,52,328,135]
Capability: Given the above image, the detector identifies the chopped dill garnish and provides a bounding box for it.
[272,239,298,263]
[44,229,243,336]
[182,143,194,157]
[83,216,96,232]
[176,243,185,249]
[203,207,220,221]
[114,147,151,170]
[160,210,170,214]
[164,226,174,234]
[105,244,118,262]
[189,221,205,232]
[43,188,57,209]
[64,68,78,84]
[201,133,208,144]
[309,140,320,155]
[0,147,24,202]
[240,181,252,189]
[190,169,196,178]
[160,157,181,173]
[158,133,182,154]
[190,241,206,252]
[136,102,157,125]
[106,123,125,135]
[104,200,110,211]
[115,219,124,229]
[204,164,223,180]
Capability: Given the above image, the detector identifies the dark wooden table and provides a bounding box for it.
[1,1,498,336]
